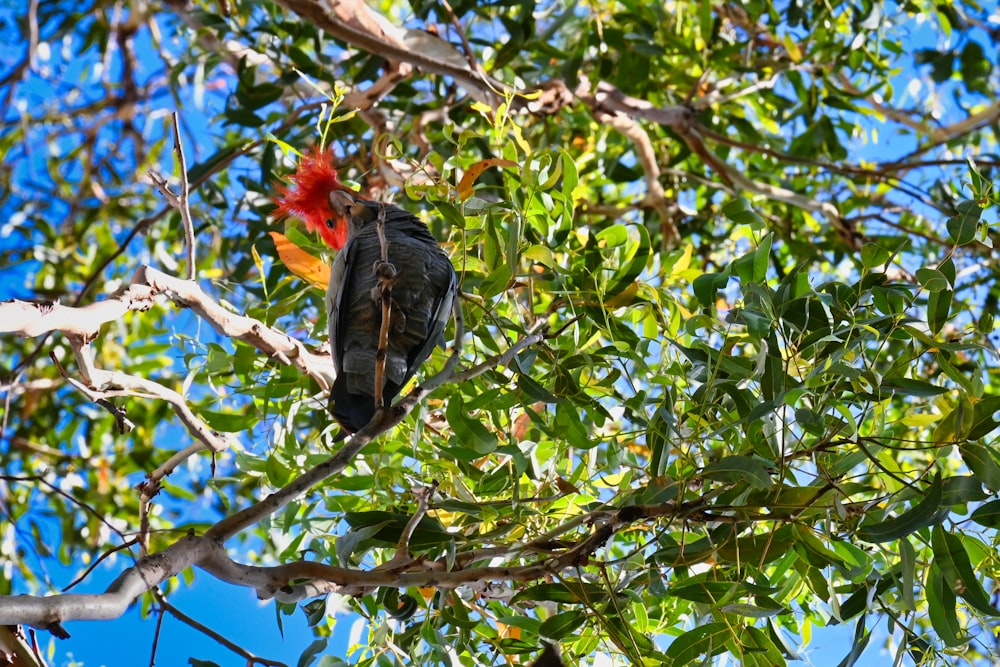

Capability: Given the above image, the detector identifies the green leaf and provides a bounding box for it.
[967,395,1000,439]
[899,538,917,612]
[970,498,1000,528]
[959,443,1000,492]
[915,267,949,292]
[433,200,467,230]
[265,453,294,488]
[931,525,1000,616]
[946,201,981,245]
[927,288,953,334]
[199,409,256,433]
[511,583,622,605]
[693,271,731,306]
[518,374,559,403]
[959,41,990,94]
[479,264,513,299]
[647,405,673,478]
[927,563,966,647]
[835,617,872,667]
[856,473,943,542]
[664,622,732,664]
[669,580,744,604]
[753,234,772,282]
[703,455,772,490]
[596,224,628,247]
[604,224,651,299]
[719,603,783,618]
[879,377,947,397]
[446,395,499,455]
[342,512,451,550]
[933,393,974,444]
[860,243,890,269]
[237,82,284,110]
[296,639,328,667]
[538,611,586,639]
[722,197,766,230]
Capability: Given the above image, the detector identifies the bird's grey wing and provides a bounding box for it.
[400,258,457,388]
[326,234,356,375]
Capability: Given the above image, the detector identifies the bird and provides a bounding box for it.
[530,642,564,667]
[274,148,456,434]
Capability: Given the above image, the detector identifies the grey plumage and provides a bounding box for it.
[326,191,456,433]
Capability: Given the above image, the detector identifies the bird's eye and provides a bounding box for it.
[325,219,335,229]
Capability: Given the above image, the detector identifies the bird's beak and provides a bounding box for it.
[329,190,365,218]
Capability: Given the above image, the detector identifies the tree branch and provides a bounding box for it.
[169,111,196,281]
[0,321,554,630]
[271,0,508,105]
[133,266,336,390]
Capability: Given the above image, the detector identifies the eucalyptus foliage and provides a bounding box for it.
[3,1,1000,665]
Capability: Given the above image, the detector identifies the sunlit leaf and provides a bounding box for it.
[268,231,330,289]
[458,158,518,201]
[856,474,943,543]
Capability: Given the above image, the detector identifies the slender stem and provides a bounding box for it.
[373,203,394,409]
[152,588,288,667]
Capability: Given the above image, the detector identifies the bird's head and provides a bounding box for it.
[273,147,353,250]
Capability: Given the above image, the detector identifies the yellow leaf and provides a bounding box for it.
[268,232,331,289]
[496,622,521,640]
[782,33,803,62]
[457,158,517,201]
[669,243,694,276]
[604,282,639,308]
[900,413,943,427]
[251,242,269,300]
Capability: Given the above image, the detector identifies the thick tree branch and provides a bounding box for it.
[0,286,158,339]
[0,494,700,630]
[0,324,553,630]
[1,266,335,476]
[66,340,231,454]
[271,0,508,105]
[6,266,329,394]
[134,266,336,390]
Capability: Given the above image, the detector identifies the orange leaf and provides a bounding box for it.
[268,231,331,289]
[457,158,517,201]
[496,621,521,640]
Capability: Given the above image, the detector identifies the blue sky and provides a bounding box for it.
[47,564,325,667]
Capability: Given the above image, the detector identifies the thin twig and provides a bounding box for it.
[62,340,231,455]
[0,368,24,447]
[148,442,210,483]
[151,588,288,667]
[63,539,141,592]
[0,474,132,548]
[26,0,39,70]
[393,482,439,562]
[373,203,395,409]
[51,350,137,433]
[148,599,164,667]
[138,480,159,558]
[439,0,481,75]
[169,111,197,281]
[451,327,547,384]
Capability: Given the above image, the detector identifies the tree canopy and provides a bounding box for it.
[3,0,1000,665]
